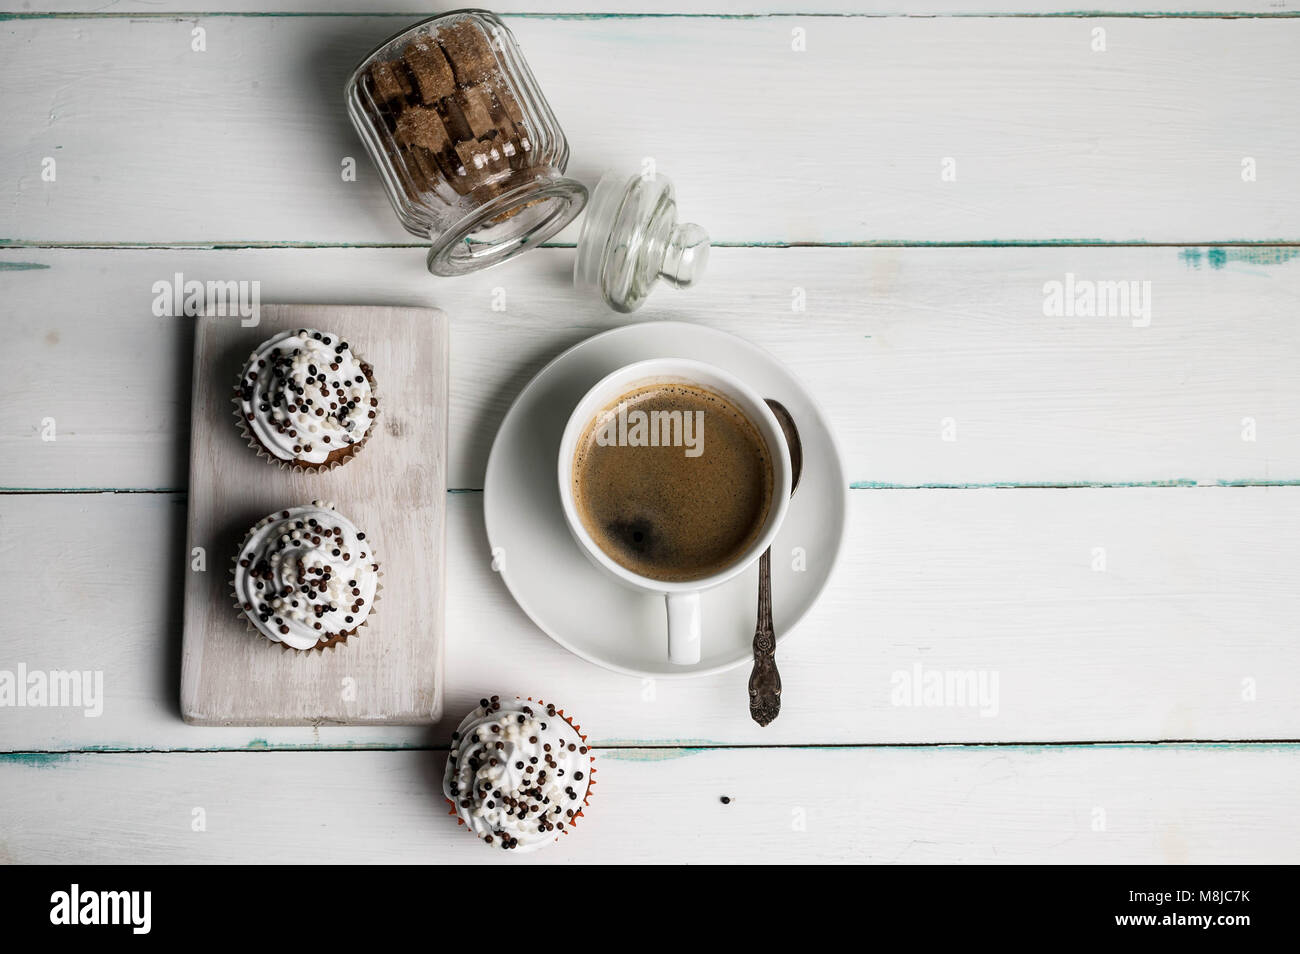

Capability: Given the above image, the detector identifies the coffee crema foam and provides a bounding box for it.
[572,382,773,583]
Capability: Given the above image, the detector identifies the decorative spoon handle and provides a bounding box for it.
[748,548,782,726]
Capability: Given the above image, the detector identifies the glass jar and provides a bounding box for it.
[347,10,587,276]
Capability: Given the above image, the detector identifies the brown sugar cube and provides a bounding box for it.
[494,82,526,128]
[368,59,411,105]
[455,139,504,176]
[403,144,452,199]
[445,156,477,197]
[394,106,452,155]
[439,98,472,146]
[457,85,498,140]
[398,146,434,195]
[493,83,531,152]
[435,18,498,85]
[486,85,531,169]
[451,140,510,195]
[403,36,456,105]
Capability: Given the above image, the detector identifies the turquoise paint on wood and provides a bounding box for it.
[0,752,72,767]
[1181,246,1300,268]
[850,479,1201,489]
[10,481,1300,495]
[599,747,704,761]
[0,487,183,494]
[6,239,1300,250]
[2,742,1296,756]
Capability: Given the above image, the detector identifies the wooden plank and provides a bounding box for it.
[1,745,1296,862]
[4,3,1297,15]
[2,17,1298,244]
[3,246,1297,491]
[180,306,447,725]
[2,487,1297,750]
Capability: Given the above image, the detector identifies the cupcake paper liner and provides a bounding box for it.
[229,532,384,654]
[232,353,381,474]
[444,695,596,842]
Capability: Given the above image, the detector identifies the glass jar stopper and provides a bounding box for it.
[574,171,709,313]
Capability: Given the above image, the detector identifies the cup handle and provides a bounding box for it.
[665,591,702,665]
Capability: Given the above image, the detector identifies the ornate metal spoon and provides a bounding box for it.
[748,399,804,726]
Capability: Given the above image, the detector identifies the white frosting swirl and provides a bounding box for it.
[443,697,593,852]
[238,329,376,465]
[233,501,380,650]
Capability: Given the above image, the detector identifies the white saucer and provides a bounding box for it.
[483,321,848,678]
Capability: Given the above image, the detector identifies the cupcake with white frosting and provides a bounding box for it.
[232,501,381,651]
[443,696,595,852]
[235,328,379,471]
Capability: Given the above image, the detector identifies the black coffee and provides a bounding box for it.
[572,382,773,583]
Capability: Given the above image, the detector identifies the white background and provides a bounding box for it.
[1,0,1298,862]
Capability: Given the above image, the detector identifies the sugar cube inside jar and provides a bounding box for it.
[346,12,587,276]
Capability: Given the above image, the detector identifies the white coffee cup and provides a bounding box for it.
[557,358,792,665]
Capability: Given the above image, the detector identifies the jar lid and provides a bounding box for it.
[573,171,709,313]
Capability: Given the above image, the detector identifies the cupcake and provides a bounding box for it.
[232,500,381,651]
[235,328,378,471]
[443,696,595,852]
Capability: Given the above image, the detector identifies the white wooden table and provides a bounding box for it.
[2,1,1298,864]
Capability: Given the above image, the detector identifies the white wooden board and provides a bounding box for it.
[2,16,1298,244]
[180,305,447,725]
[1,744,1296,863]
[3,246,1298,492]
[4,486,1297,749]
[5,3,1297,14]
